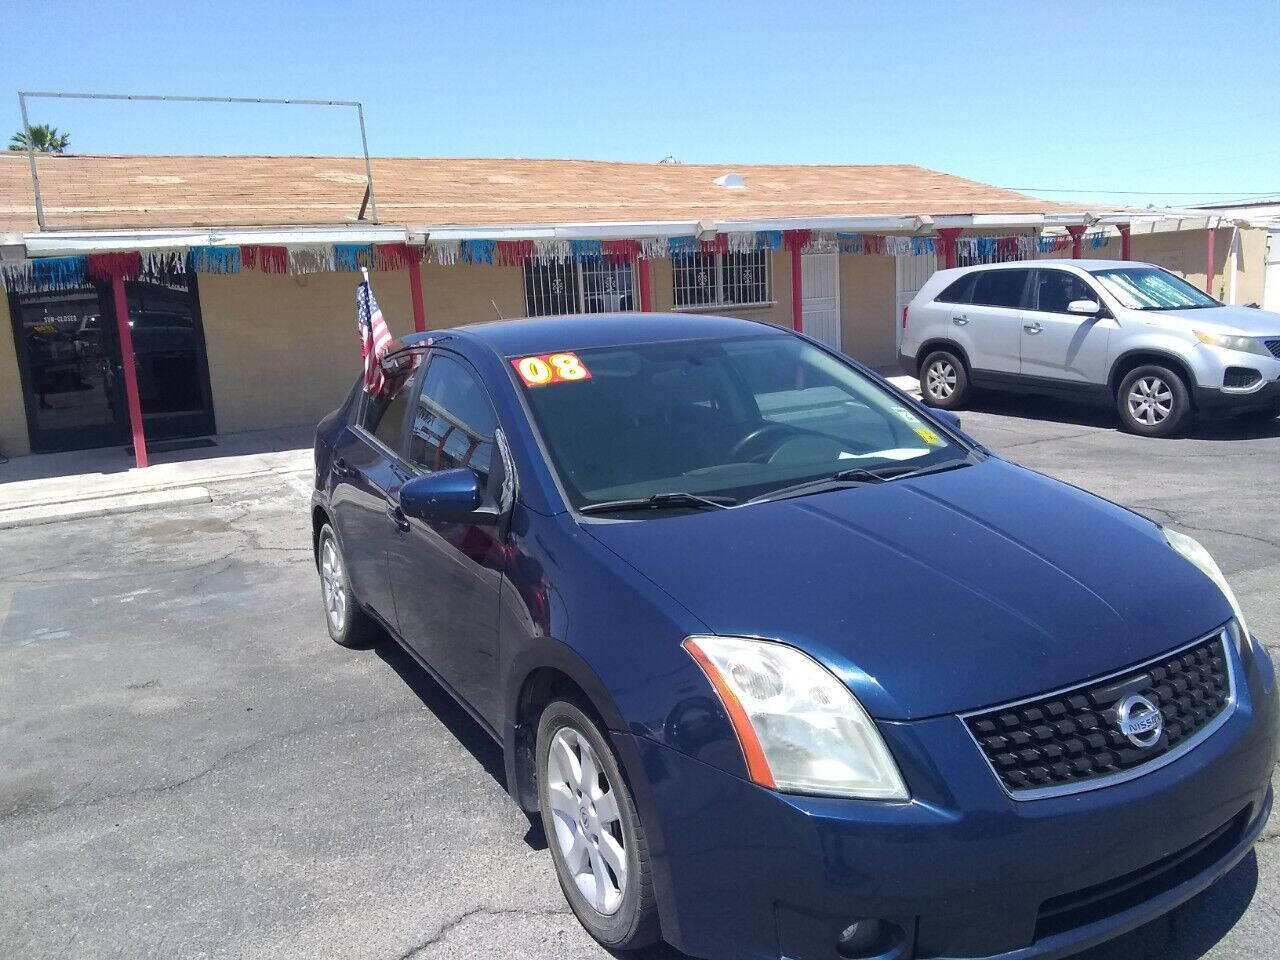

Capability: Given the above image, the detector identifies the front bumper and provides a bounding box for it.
[623,638,1277,960]
[1194,372,1280,413]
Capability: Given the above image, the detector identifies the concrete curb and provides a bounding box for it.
[0,486,212,530]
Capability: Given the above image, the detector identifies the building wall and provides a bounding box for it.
[838,254,897,369]
[422,262,526,328]
[198,269,418,435]
[0,294,31,457]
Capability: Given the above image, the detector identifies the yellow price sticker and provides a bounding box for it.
[913,426,945,446]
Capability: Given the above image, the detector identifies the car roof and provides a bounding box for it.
[949,258,1155,273]
[406,311,784,357]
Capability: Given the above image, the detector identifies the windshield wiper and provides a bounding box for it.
[579,492,737,515]
[746,467,885,505]
[869,455,977,482]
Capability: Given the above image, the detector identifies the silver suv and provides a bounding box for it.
[899,259,1280,436]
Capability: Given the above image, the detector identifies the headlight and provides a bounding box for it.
[682,635,908,800]
[1193,330,1269,357]
[1163,527,1251,641]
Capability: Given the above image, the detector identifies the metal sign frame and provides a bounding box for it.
[16,90,378,231]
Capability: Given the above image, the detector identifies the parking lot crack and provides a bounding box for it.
[394,906,572,959]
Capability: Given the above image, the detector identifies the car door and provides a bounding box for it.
[328,375,416,625]
[1020,268,1116,384]
[385,350,507,729]
[953,268,1032,376]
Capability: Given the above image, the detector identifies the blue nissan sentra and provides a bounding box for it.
[310,312,1276,960]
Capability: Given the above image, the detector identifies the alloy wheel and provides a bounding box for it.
[546,726,628,916]
[926,360,957,400]
[1126,376,1173,426]
[320,537,347,633]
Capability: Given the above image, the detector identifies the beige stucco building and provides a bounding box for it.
[0,154,1270,460]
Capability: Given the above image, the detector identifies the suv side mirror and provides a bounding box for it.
[1067,299,1102,316]
[399,468,482,524]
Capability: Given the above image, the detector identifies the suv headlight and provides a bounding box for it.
[1164,527,1251,642]
[683,635,908,800]
[1193,330,1270,357]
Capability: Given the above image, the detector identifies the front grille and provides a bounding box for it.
[1034,807,1248,941]
[1223,366,1262,389]
[1266,338,1280,360]
[965,632,1233,797]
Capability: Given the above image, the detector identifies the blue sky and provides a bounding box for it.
[5,0,1278,207]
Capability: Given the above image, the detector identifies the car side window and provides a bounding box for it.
[1033,270,1098,314]
[970,269,1031,308]
[358,377,414,451]
[935,274,976,304]
[407,353,497,483]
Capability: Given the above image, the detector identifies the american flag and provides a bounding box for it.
[356,279,396,396]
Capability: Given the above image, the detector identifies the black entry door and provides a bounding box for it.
[8,276,216,453]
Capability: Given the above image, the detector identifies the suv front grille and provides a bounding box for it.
[1266,338,1280,360]
[965,631,1234,798]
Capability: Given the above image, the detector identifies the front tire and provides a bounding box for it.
[536,700,658,951]
[920,350,970,409]
[317,523,378,648]
[1116,365,1194,437]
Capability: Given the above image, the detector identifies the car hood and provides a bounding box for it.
[583,459,1232,720]
[1143,304,1280,336]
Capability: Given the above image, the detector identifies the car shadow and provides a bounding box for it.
[963,392,1280,441]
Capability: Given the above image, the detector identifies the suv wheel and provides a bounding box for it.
[317,524,378,647]
[920,350,970,409]
[537,700,659,951]
[1116,365,1194,437]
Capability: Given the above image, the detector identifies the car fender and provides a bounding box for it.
[1108,337,1207,393]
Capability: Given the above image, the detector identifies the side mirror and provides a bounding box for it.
[932,408,962,431]
[399,468,482,524]
[1067,299,1102,316]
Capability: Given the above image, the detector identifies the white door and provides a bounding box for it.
[801,253,840,350]
[895,252,938,351]
[1265,232,1280,313]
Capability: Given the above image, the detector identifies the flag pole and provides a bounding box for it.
[360,266,369,286]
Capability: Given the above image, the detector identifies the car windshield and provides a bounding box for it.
[513,333,968,514]
[1090,266,1220,311]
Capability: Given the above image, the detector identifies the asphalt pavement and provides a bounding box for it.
[1,397,1278,960]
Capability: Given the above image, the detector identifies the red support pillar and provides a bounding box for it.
[111,274,148,469]
[1065,224,1085,259]
[1205,227,1216,295]
[637,257,652,311]
[407,257,427,333]
[1116,223,1132,260]
[790,242,804,333]
[934,227,962,269]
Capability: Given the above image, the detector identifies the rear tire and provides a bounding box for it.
[537,700,659,951]
[1116,365,1194,437]
[920,350,970,409]
[317,523,378,648]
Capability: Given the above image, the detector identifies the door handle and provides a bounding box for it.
[952,315,969,326]
[1023,322,1043,334]
[386,505,411,533]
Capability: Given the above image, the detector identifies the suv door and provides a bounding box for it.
[950,268,1032,375]
[329,374,417,624]
[386,351,507,729]
[1020,269,1115,384]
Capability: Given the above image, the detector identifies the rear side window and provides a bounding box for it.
[1033,270,1097,313]
[934,274,976,304]
[970,269,1031,308]
[358,378,414,450]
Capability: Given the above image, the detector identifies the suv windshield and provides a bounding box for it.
[1090,266,1220,311]
[514,334,968,514]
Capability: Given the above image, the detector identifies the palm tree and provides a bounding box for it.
[9,124,70,153]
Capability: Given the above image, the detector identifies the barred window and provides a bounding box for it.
[524,258,634,317]
[672,250,770,308]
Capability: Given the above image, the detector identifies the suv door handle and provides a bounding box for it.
[386,505,411,533]
[1023,322,1043,334]
[952,315,969,326]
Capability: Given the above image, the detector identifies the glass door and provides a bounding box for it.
[8,275,216,453]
